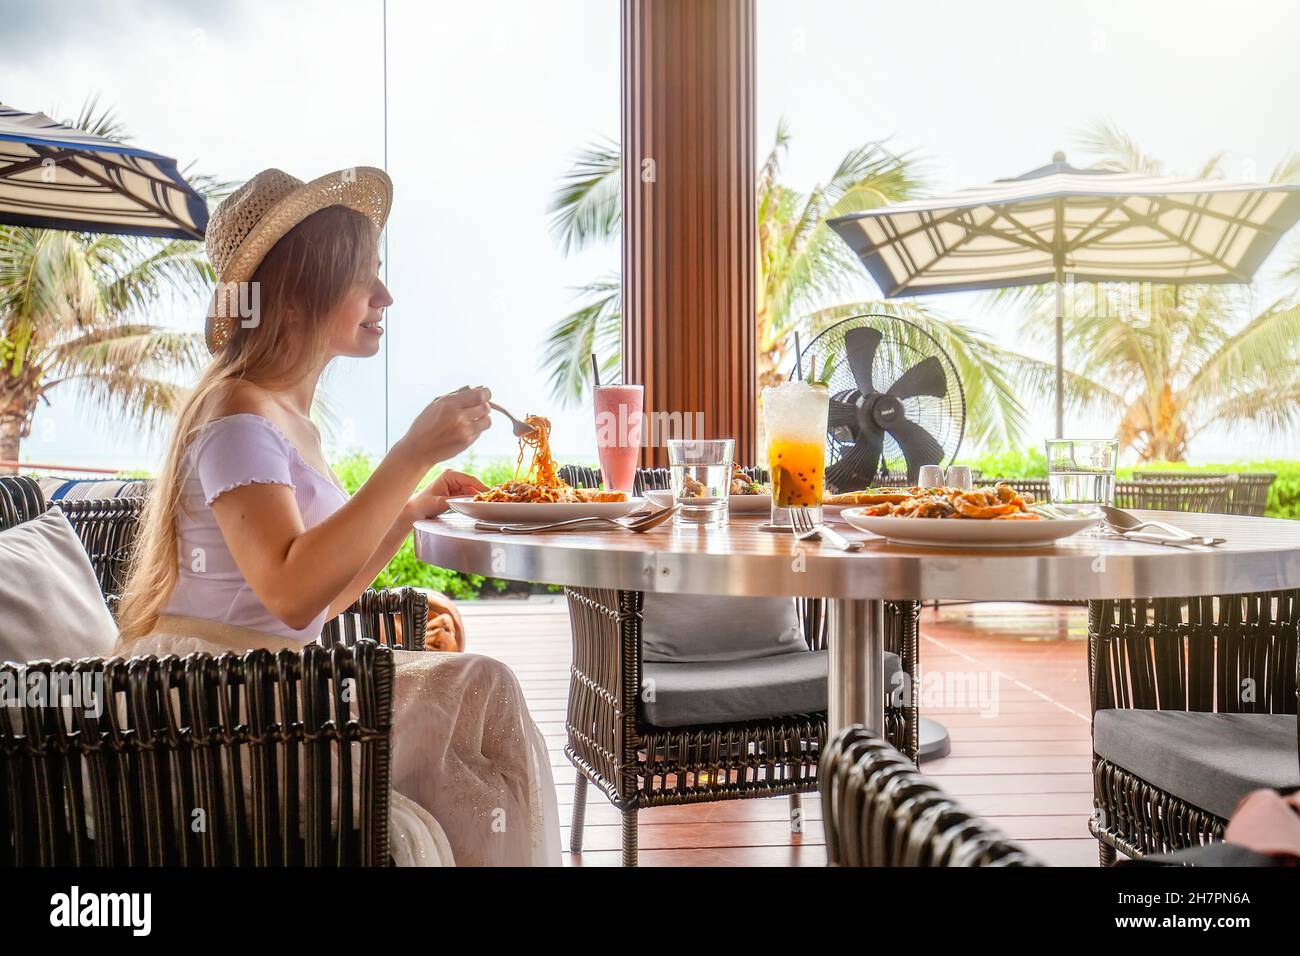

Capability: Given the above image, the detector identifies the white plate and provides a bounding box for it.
[447,496,645,524]
[841,510,1099,549]
[644,489,772,514]
[822,502,855,522]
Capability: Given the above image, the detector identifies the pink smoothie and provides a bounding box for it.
[593,385,644,493]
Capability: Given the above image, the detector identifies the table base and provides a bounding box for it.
[827,597,885,737]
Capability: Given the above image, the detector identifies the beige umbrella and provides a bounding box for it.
[830,152,1300,436]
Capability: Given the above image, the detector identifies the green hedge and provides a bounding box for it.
[958,450,1300,519]
[334,452,583,597]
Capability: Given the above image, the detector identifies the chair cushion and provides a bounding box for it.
[0,509,118,665]
[1093,709,1300,820]
[641,593,804,663]
[640,649,903,728]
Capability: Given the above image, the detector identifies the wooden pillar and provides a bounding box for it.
[622,0,757,467]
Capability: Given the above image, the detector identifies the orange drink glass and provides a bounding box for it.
[762,380,830,526]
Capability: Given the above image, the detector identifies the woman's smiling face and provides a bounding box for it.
[324,256,393,359]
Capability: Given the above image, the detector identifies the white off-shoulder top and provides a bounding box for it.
[161,414,351,641]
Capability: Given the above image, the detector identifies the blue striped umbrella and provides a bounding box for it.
[0,103,208,240]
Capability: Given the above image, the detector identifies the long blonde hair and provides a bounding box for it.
[116,205,379,641]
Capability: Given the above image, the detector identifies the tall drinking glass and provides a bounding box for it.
[763,381,830,526]
[593,385,644,494]
[1046,438,1119,515]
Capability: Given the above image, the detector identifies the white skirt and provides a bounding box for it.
[121,615,561,867]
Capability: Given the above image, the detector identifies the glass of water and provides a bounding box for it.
[667,438,735,527]
[1046,439,1119,515]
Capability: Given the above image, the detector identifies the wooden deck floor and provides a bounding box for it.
[460,597,1099,867]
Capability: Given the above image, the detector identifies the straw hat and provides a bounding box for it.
[204,166,392,352]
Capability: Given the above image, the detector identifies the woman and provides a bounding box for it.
[116,166,560,866]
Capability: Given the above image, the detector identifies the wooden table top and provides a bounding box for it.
[414,510,1300,602]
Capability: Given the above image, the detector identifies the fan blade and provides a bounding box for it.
[886,355,947,401]
[826,429,884,493]
[844,327,882,396]
[827,396,861,431]
[885,418,945,481]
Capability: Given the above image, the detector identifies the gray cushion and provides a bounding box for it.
[1093,709,1300,820]
[641,593,804,663]
[640,649,903,728]
[0,509,118,665]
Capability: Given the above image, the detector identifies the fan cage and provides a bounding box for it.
[792,314,966,488]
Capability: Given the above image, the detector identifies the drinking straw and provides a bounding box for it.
[590,353,601,388]
[793,331,803,380]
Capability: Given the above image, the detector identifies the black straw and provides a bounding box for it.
[793,331,803,380]
[590,353,601,388]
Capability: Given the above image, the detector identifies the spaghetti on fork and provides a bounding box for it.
[473,415,627,503]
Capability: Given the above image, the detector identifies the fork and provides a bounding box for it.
[790,506,863,552]
[488,402,537,439]
[475,505,678,534]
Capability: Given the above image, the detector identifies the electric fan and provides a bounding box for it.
[794,315,965,491]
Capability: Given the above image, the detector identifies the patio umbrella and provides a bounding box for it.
[828,152,1300,436]
[0,103,208,240]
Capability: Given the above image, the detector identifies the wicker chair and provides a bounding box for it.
[0,476,44,526]
[1088,593,1300,864]
[1,642,396,866]
[558,464,920,865]
[1134,471,1276,517]
[1114,477,1232,513]
[988,476,1239,515]
[0,477,435,866]
[821,725,1041,866]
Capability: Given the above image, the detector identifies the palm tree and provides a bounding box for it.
[0,100,220,472]
[543,123,1109,450]
[1010,120,1300,462]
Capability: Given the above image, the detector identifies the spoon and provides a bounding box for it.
[489,402,537,439]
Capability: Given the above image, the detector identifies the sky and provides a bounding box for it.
[4,0,1299,471]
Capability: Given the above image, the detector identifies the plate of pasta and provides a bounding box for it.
[840,484,1098,548]
[447,414,645,524]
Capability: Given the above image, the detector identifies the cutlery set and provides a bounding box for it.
[1097,505,1225,548]
[474,504,678,534]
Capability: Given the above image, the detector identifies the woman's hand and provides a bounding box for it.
[404,469,488,522]
[398,386,493,467]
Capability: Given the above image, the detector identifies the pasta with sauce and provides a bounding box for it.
[474,415,627,503]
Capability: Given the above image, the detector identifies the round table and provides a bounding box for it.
[415,510,1300,737]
